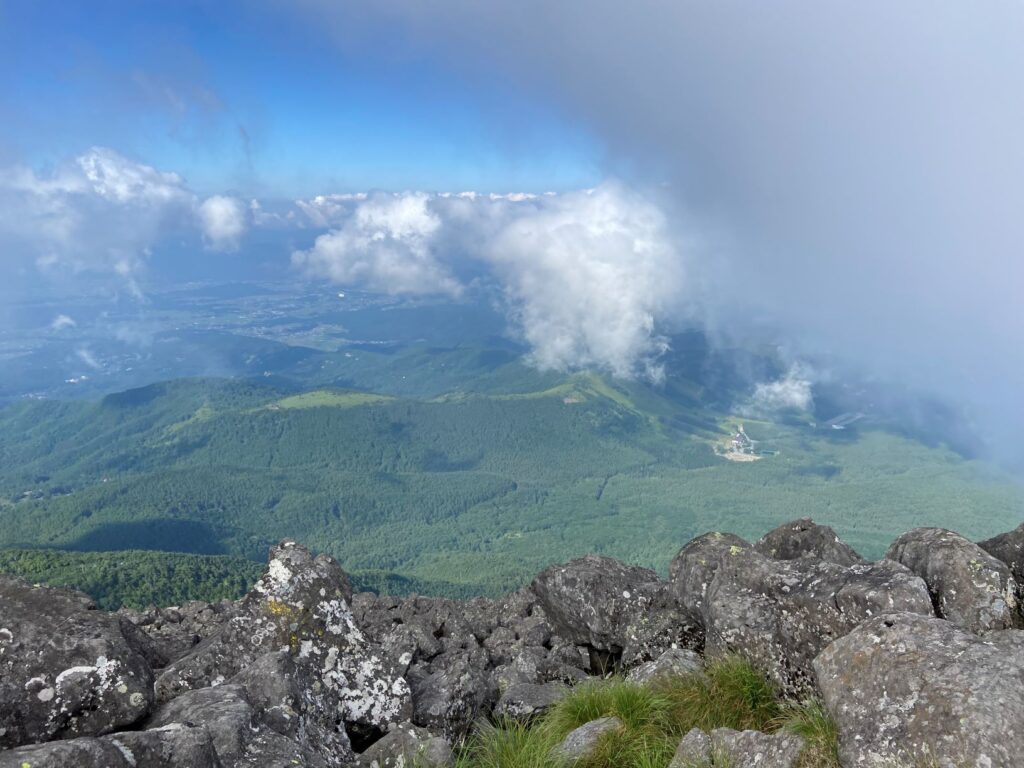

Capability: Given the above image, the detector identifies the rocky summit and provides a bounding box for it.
[3,520,1024,768]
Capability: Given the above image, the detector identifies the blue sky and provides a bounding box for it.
[0,0,601,197]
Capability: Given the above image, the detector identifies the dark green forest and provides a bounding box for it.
[2,351,1021,603]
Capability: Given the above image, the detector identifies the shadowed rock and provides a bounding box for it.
[356,721,453,767]
[669,532,752,632]
[0,577,155,749]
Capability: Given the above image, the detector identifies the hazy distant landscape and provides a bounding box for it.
[2,282,1019,607]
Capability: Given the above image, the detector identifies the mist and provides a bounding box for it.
[288,0,1024,466]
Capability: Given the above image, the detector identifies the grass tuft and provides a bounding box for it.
[454,656,840,768]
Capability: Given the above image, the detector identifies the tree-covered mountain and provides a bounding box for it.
[2,349,1020,601]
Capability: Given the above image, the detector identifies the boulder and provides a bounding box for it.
[531,555,665,655]
[145,684,253,762]
[0,724,221,768]
[551,716,622,763]
[410,650,497,741]
[356,722,453,767]
[155,540,411,752]
[814,612,1024,767]
[493,682,568,721]
[886,527,1019,632]
[669,727,803,767]
[668,532,751,630]
[0,576,155,749]
[703,548,932,697]
[979,521,1024,580]
[625,648,703,684]
[755,518,865,566]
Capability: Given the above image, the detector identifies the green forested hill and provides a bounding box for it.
[1,369,1021,600]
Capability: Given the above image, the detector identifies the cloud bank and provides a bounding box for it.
[0,148,248,293]
[290,182,687,380]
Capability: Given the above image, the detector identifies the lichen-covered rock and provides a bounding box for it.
[531,555,664,654]
[493,682,568,721]
[551,716,622,763]
[814,612,1024,767]
[669,727,803,767]
[625,648,703,684]
[755,518,865,566]
[155,540,411,754]
[0,576,155,749]
[668,532,751,631]
[979,521,1024,585]
[886,527,1019,632]
[356,722,453,767]
[410,649,497,742]
[703,548,932,697]
[0,723,221,768]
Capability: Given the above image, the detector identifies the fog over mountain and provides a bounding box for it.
[286,0,1024,467]
[2,2,1023,467]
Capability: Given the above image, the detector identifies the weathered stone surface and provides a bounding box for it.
[146,683,252,762]
[356,722,453,767]
[493,682,568,721]
[979,521,1024,584]
[532,555,664,654]
[755,518,865,566]
[703,548,933,697]
[155,540,411,751]
[0,724,221,768]
[119,600,235,667]
[668,532,751,629]
[668,727,712,767]
[886,527,1019,632]
[814,612,1024,767]
[0,576,155,749]
[551,716,622,763]
[626,648,703,684]
[410,650,497,741]
[668,727,803,767]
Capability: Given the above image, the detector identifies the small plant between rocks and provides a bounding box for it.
[454,656,840,768]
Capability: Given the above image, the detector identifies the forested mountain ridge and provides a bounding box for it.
[1,364,1020,600]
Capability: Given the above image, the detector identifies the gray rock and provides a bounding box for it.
[119,600,234,667]
[669,532,751,630]
[146,683,252,761]
[0,576,155,749]
[668,727,713,767]
[886,527,1019,632]
[532,555,664,654]
[703,548,932,697]
[493,682,568,721]
[668,727,804,768]
[551,716,622,763]
[755,518,865,566]
[357,722,453,767]
[155,540,411,750]
[979,521,1024,586]
[411,650,497,742]
[0,724,221,768]
[626,648,703,684]
[814,612,1024,767]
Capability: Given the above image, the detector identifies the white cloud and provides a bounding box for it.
[50,314,76,331]
[289,182,686,380]
[291,192,462,296]
[198,195,247,251]
[0,147,250,293]
[74,347,102,370]
[485,183,684,381]
[744,364,815,414]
